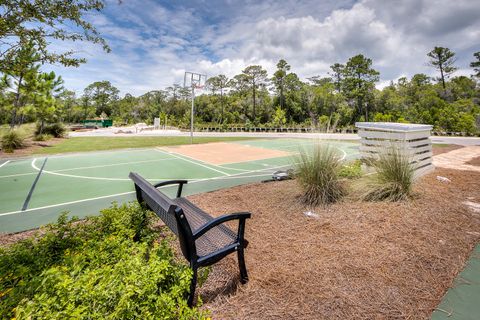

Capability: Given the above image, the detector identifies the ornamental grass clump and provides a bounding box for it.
[1,129,25,153]
[363,146,415,201]
[293,143,346,206]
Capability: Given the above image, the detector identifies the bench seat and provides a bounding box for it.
[129,172,251,307]
[172,198,239,257]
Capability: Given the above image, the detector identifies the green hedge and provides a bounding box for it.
[0,203,208,319]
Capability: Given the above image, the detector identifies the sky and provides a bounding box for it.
[49,0,480,96]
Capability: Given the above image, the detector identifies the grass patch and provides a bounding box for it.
[293,143,346,206]
[32,133,53,142]
[362,146,415,201]
[33,136,256,154]
[339,160,362,179]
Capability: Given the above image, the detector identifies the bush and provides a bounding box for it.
[1,129,25,153]
[0,203,208,319]
[33,133,52,141]
[362,146,415,201]
[339,160,362,179]
[293,143,346,206]
[35,122,67,138]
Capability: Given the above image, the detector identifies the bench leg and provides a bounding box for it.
[187,267,197,307]
[237,247,248,284]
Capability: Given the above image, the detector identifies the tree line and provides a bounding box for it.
[4,48,479,134]
[1,1,479,134]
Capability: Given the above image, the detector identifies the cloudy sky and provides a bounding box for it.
[49,0,480,96]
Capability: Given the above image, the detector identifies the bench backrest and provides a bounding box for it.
[129,172,196,261]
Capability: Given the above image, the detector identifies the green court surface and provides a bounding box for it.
[432,244,480,320]
[0,139,359,233]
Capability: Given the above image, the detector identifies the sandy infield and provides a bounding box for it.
[159,142,291,165]
[433,146,480,172]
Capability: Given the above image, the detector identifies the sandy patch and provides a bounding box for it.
[466,156,480,167]
[432,144,463,156]
[433,146,480,172]
[160,142,291,165]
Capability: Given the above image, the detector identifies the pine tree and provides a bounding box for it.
[427,47,457,93]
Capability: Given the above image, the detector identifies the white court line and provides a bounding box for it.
[4,140,353,179]
[278,143,348,161]
[0,158,174,179]
[36,147,157,160]
[0,191,136,217]
[49,157,173,173]
[31,158,188,182]
[155,148,230,175]
[1,141,354,217]
[0,160,10,169]
[1,160,294,217]
[157,149,252,173]
[32,159,132,181]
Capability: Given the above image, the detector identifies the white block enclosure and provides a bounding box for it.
[355,122,435,178]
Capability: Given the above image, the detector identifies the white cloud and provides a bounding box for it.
[49,0,480,96]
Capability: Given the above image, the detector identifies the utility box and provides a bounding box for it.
[356,122,434,178]
[82,119,113,128]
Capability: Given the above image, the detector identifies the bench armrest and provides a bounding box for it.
[193,212,251,240]
[154,180,188,198]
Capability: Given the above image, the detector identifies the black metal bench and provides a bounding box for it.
[129,172,251,306]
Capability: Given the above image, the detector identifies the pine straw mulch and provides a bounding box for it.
[183,167,480,319]
[1,166,478,319]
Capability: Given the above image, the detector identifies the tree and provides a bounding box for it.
[342,54,379,121]
[206,75,230,123]
[242,65,268,121]
[1,41,41,127]
[272,59,291,110]
[28,71,64,134]
[57,89,76,123]
[427,47,457,92]
[470,52,480,78]
[329,63,345,92]
[83,81,119,117]
[271,107,287,127]
[230,74,251,121]
[0,0,109,71]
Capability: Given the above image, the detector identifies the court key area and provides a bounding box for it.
[0,139,359,233]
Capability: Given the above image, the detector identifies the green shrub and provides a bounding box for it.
[33,133,52,141]
[339,160,362,179]
[1,130,25,153]
[35,122,67,138]
[362,146,415,201]
[293,143,346,206]
[0,203,208,319]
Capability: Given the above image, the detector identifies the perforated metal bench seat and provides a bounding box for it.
[129,172,251,307]
[172,198,240,258]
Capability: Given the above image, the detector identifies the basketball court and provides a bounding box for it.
[0,139,359,233]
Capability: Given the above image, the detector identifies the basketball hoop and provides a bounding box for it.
[184,71,207,90]
[184,71,208,143]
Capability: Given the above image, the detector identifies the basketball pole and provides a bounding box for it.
[190,85,194,144]
[184,71,207,145]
